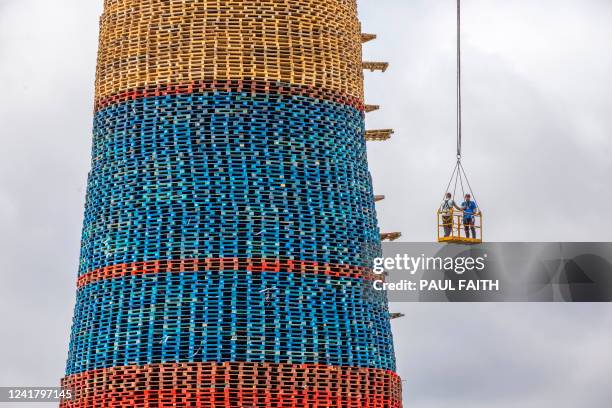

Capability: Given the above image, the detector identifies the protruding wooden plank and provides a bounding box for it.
[365,104,380,113]
[380,232,402,242]
[366,129,394,141]
[361,33,377,43]
[390,313,405,320]
[374,195,386,202]
[363,62,389,72]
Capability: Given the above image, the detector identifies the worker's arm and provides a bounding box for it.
[474,203,481,215]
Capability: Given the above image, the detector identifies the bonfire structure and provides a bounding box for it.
[61,1,402,406]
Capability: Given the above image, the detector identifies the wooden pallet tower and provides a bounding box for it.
[61,1,402,406]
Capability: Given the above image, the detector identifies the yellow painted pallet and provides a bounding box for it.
[95,0,364,102]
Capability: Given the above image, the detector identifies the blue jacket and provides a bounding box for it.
[462,201,478,218]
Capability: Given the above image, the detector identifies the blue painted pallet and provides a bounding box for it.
[79,92,379,274]
[66,271,396,375]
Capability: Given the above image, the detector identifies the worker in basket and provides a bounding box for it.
[461,194,479,239]
[439,192,461,237]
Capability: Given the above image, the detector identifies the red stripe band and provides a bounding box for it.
[94,78,365,112]
[60,362,402,408]
[77,258,379,288]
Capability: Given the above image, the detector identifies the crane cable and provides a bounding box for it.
[457,0,462,160]
[442,0,480,209]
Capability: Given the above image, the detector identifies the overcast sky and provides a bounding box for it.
[0,0,611,407]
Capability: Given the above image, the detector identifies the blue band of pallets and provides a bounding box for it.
[79,92,380,275]
[65,271,396,375]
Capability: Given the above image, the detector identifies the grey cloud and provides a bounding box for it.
[361,0,612,242]
[390,303,612,406]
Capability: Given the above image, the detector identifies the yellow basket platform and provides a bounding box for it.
[437,210,483,244]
